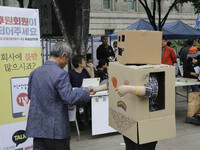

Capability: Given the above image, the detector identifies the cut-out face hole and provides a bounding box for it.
[118,47,124,56]
[122,35,125,42]
[118,36,121,42]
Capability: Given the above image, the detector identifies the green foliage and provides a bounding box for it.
[138,0,199,31]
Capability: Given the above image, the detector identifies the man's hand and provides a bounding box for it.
[89,88,96,95]
[81,86,89,93]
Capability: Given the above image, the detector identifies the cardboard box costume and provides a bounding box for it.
[109,30,176,144]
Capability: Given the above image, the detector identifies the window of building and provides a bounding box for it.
[128,0,136,11]
[105,29,114,35]
[103,0,111,9]
[23,0,29,8]
[191,4,196,13]
[151,0,156,11]
[0,0,9,6]
[2,0,9,6]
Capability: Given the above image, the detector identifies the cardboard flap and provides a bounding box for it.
[138,115,176,144]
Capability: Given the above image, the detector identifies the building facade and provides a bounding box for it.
[1,0,198,37]
[90,0,198,36]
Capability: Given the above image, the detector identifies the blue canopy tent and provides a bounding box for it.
[163,20,200,39]
[110,19,200,40]
[110,19,154,39]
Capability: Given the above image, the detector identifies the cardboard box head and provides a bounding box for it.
[109,62,176,144]
[117,30,162,65]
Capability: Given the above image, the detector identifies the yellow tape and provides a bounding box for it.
[136,86,139,95]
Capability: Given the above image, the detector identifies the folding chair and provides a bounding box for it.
[68,105,80,141]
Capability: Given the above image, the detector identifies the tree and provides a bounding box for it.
[138,0,200,31]
[52,0,90,55]
[17,0,34,8]
[17,0,90,56]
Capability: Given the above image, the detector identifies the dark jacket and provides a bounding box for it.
[96,44,115,63]
[183,58,200,79]
[179,45,192,63]
[95,69,108,82]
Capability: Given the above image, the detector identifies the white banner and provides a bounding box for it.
[0,6,40,47]
[0,121,33,150]
[0,6,41,150]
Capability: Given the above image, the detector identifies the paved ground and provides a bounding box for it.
[70,87,200,150]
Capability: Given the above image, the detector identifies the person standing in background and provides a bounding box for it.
[162,36,177,65]
[179,39,197,76]
[96,35,115,65]
[179,39,197,63]
[198,39,200,51]
[183,47,200,91]
[112,41,118,61]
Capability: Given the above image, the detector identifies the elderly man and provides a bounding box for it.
[26,41,90,150]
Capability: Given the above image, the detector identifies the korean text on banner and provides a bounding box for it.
[0,6,42,150]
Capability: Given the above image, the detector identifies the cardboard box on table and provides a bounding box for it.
[117,30,162,65]
[109,62,176,144]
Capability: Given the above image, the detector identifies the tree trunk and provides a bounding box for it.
[17,0,24,8]
[52,0,74,49]
[80,0,90,55]
[52,0,90,56]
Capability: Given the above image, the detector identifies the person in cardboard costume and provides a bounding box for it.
[90,74,159,150]
[116,74,158,150]
[91,31,175,150]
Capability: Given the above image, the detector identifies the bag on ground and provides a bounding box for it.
[187,92,200,117]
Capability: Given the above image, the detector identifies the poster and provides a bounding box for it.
[0,6,41,150]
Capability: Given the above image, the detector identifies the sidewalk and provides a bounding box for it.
[70,87,200,150]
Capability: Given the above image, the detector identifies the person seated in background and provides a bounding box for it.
[162,36,177,65]
[95,59,108,82]
[85,53,96,77]
[69,55,94,130]
[183,46,200,92]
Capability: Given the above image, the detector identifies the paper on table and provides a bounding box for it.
[82,78,100,87]
[194,66,200,80]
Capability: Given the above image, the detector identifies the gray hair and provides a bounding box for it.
[50,41,72,57]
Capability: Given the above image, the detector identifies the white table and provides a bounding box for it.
[90,91,116,135]
[89,78,200,136]
[175,78,200,102]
